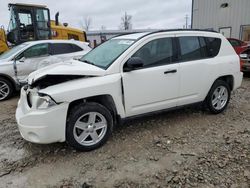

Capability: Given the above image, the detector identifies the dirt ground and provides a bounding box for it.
[0,76,250,188]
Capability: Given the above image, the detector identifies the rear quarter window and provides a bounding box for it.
[205,37,221,57]
[71,44,83,52]
[51,43,83,55]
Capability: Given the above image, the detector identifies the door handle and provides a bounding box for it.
[164,69,177,74]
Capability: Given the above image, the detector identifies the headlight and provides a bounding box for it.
[27,90,57,109]
[36,93,57,109]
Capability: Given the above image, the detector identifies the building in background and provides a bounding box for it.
[192,0,250,41]
[87,29,157,48]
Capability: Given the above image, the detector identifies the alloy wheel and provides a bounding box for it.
[0,81,10,100]
[211,86,229,110]
[73,112,108,146]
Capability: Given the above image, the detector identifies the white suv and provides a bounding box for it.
[0,40,91,101]
[16,30,243,151]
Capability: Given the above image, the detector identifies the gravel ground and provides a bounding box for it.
[0,75,250,188]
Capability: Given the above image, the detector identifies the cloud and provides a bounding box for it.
[0,0,192,30]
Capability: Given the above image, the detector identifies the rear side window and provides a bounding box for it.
[178,36,221,62]
[178,36,203,61]
[51,43,83,55]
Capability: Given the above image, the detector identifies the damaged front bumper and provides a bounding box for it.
[15,87,69,144]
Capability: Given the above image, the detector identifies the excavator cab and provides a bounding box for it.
[7,3,52,45]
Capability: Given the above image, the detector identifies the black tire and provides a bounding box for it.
[0,77,14,101]
[206,80,231,114]
[66,102,113,151]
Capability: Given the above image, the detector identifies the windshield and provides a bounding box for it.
[0,44,28,60]
[8,8,17,31]
[79,39,135,69]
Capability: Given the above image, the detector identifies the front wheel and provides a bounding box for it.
[0,77,13,101]
[66,102,113,151]
[206,80,231,114]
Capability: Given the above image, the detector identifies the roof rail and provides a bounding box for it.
[136,29,218,41]
[111,29,218,41]
[153,29,218,33]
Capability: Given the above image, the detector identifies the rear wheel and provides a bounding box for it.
[66,102,113,151]
[0,77,13,101]
[206,80,231,114]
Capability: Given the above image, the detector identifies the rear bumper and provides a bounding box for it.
[233,71,243,90]
[15,88,69,144]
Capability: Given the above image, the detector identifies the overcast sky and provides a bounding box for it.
[0,0,192,31]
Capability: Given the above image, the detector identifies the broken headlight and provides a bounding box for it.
[36,93,57,109]
[27,90,57,109]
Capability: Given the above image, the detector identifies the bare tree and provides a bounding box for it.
[120,12,132,30]
[81,16,92,31]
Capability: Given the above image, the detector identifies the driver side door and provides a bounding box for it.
[122,36,180,117]
[16,43,49,82]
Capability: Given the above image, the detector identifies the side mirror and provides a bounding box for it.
[19,57,26,62]
[124,57,144,72]
[240,54,248,59]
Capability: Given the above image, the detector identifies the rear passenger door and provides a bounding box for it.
[176,35,221,106]
[36,43,84,69]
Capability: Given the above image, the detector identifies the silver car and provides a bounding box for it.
[0,40,91,101]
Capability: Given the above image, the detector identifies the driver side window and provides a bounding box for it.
[132,37,174,68]
[21,43,49,59]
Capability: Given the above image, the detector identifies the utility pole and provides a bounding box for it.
[185,14,189,29]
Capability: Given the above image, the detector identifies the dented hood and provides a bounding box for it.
[28,59,106,85]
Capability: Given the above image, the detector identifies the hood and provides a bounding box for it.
[28,59,106,86]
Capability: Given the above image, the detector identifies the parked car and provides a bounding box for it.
[240,48,250,72]
[227,38,248,54]
[16,30,243,151]
[0,40,91,101]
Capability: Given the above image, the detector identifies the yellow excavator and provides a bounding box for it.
[0,27,8,54]
[0,3,87,54]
